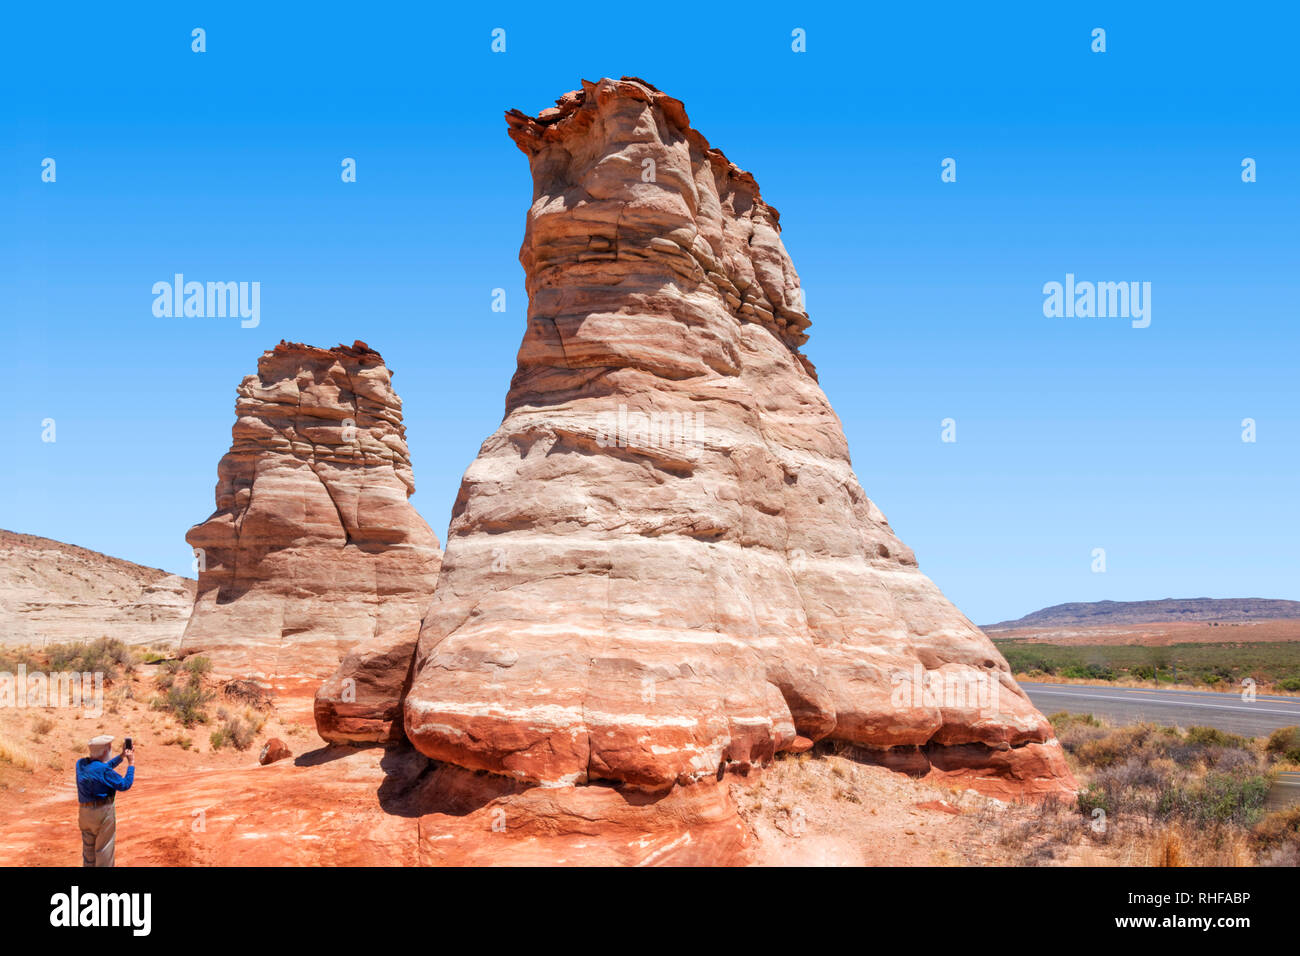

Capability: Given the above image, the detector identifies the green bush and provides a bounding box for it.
[1185,726,1251,751]
[209,706,264,751]
[154,660,180,691]
[1049,711,1102,732]
[1157,772,1270,827]
[1073,723,1258,773]
[184,656,212,679]
[1076,724,1175,769]
[151,658,214,727]
[47,637,133,679]
[1061,663,1117,681]
[153,682,213,727]
[1077,782,1110,816]
[993,638,1300,688]
[1265,726,1300,763]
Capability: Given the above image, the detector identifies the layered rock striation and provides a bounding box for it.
[397,78,1074,800]
[182,341,441,703]
[0,529,195,649]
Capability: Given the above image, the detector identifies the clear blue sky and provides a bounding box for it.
[3,4,1297,624]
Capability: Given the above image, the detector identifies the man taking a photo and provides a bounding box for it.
[75,734,134,867]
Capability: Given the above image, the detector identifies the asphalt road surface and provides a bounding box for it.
[1019,682,1300,738]
[1266,772,1300,810]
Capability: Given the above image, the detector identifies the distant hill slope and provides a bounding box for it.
[985,598,1300,630]
[0,529,195,648]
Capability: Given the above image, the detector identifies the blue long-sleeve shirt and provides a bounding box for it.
[75,755,134,803]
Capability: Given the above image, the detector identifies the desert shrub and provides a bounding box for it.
[1264,727,1300,763]
[153,682,213,726]
[29,715,55,738]
[0,646,41,671]
[994,639,1300,688]
[1208,748,1261,774]
[154,660,179,691]
[1081,757,1178,822]
[157,657,210,687]
[184,656,212,680]
[152,658,214,726]
[1075,724,1174,769]
[1071,723,1267,835]
[1199,665,1236,687]
[1050,712,1112,758]
[0,734,35,770]
[1049,711,1101,731]
[1157,772,1270,827]
[47,637,133,680]
[209,706,264,751]
[1003,651,1058,676]
[1077,783,1109,817]
[1073,723,1259,775]
[1061,663,1116,681]
[1185,726,1250,750]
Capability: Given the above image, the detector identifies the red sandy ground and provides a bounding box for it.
[0,668,1093,866]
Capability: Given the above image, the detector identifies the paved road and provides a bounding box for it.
[1266,772,1300,810]
[1019,682,1300,738]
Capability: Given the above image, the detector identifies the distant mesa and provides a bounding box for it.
[181,340,441,704]
[0,529,194,649]
[984,598,1300,631]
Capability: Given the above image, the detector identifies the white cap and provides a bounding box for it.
[89,735,115,749]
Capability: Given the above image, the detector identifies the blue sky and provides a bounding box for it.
[3,4,1297,624]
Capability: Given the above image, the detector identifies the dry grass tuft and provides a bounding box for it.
[0,733,36,770]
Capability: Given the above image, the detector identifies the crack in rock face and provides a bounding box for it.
[182,340,441,712]
[393,77,1073,800]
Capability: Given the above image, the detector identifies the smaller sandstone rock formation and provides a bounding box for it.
[314,635,416,744]
[181,341,441,699]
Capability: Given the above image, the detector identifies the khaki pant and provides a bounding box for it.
[79,801,116,867]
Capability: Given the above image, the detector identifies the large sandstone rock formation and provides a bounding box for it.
[182,341,441,702]
[0,529,194,649]
[401,78,1074,800]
